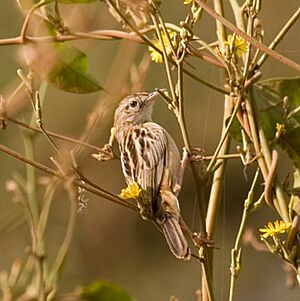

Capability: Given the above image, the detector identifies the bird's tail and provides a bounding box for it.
[161,216,190,260]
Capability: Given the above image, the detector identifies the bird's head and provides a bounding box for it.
[114,91,161,127]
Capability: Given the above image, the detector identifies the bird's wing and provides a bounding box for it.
[120,123,167,201]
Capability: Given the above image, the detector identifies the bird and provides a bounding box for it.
[113,91,190,260]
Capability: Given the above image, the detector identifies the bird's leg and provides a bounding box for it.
[179,217,215,251]
[136,188,153,220]
[174,147,205,196]
[192,232,215,249]
[92,127,117,161]
[189,147,204,162]
[174,147,189,196]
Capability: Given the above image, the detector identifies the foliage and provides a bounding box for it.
[80,280,133,301]
[0,0,300,301]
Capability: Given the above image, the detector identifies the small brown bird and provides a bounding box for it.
[114,91,190,259]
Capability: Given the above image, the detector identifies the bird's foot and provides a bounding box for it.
[192,232,215,248]
[92,144,115,161]
[138,206,153,220]
[189,147,205,162]
[136,192,153,220]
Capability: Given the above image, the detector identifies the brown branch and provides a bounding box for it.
[0,30,143,46]
[6,117,102,152]
[256,7,300,68]
[195,0,300,72]
[20,0,52,43]
[189,49,226,69]
[0,143,137,212]
[264,149,279,208]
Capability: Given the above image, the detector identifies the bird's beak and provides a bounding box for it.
[145,89,167,105]
[144,91,160,105]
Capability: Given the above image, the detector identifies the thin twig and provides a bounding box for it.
[228,0,245,32]
[47,177,77,298]
[195,0,300,72]
[255,7,300,69]
[106,0,228,95]
[23,131,39,227]
[228,168,260,301]
[203,154,240,160]
[189,49,226,69]
[105,0,158,51]
[20,0,53,43]
[205,95,242,176]
[0,143,138,211]
[151,13,176,102]
[182,68,229,95]
[264,149,279,208]
[245,95,289,221]
[0,30,143,46]
[6,117,102,152]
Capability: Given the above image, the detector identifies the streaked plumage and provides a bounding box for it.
[114,91,190,259]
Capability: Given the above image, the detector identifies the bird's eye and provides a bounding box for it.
[129,100,138,108]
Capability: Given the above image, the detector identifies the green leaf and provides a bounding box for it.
[80,280,133,301]
[293,167,300,194]
[17,0,40,9]
[228,77,300,168]
[251,77,300,167]
[21,3,102,95]
[290,194,300,216]
[47,42,102,94]
[56,0,97,3]
[225,114,243,142]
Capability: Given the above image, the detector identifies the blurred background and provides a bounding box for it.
[0,1,299,300]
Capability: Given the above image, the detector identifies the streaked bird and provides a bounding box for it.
[114,91,190,259]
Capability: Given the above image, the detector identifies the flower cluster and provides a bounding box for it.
[224,34,249,57]
[148,30,177,64]
[119,182,142,200]
[259,220,292,239]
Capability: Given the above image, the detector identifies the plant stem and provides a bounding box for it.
[20,0,53,43]
[206,94,232,238]
[257,118,289,221]
[23,132,39,227]
[228,168,260,301]
[0,143,138,212]
[195,0,300,72]
[105,0,158,51]
[213,0,226,48]
[205,95,242,176]
[228,0,245,31]
[22,128,47,300]
[7,117,102,152]
[201,1,227,300]
[182,68,229,95]
[256,7,300,69]
[202,94,232,301]
[151,14,176,101]
[245,92,289,221]
[38,178,60,236]
[47,179,77,298]
[203,154,241,160]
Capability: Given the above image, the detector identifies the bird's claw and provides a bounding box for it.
[190,147,204,162]
[182,147,204,163]
[192,232,215,248]
[92,144,115,161]
[137,202,153,220]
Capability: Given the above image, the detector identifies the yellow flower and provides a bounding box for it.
[183,0,193,4]
[119,182,142,200]
[259,220,292,239]
[276,123,287,135]
[224,34,249,57]
[148,30,177,64]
